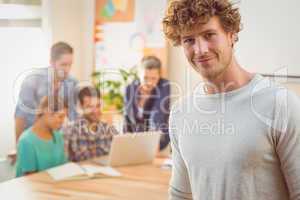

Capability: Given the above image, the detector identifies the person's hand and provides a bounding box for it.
[139,84,152,95]
[138,84,152,107]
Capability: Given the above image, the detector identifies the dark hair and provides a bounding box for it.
[141,55,162,70]
[36,95,68,118]
[78,86,101,106]
[50,41,73,61]
[163,0,242,46]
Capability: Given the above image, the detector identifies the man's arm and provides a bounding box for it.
[15,117,26,142]
[159,80,171,149]
[63,77,79,121]
[62,124,71,160]
[15,75,38,141]
[123,84,135,133]
[274,91,300,200]
[169,107,193,200]
[62,123,78,162]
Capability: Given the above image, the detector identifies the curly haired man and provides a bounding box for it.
[163,0,300,199]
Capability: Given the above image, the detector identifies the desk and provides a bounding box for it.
[0,159,171,200]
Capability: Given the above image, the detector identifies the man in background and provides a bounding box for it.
[63,86,118,162]
[123,56,170,151]
[15,41,78,141]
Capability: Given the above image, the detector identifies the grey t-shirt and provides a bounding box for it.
[169,74,300,200]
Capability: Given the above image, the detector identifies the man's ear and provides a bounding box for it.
[231,33,238,47]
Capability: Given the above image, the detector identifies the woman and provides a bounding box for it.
[16,96,68,177]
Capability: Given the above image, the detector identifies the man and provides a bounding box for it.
[63,86,118,162]
[15,42,78,141]
[123,55,170,150]
[163,0,300,199]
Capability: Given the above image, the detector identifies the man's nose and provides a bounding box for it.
[193,37,209,55]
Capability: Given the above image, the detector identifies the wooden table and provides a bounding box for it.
[0,159,171,200]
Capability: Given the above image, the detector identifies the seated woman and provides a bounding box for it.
[16,96,68,177]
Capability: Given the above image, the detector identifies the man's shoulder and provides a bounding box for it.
[65,75,78,84]
[22,67,48,84]
[157,78,170,88]
[248,75,300,115]
[250,76,293,101]
[126,79,140,92]
[127,79,140,87]
[65,117,86,129]
[159,78,170,84]
[170,96,190,115]
[152,79,170,96]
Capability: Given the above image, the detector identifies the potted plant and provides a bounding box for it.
[91,66,139,114]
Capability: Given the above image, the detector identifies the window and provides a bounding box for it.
[0,0,47,156]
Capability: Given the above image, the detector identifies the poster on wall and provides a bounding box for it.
[94,0,168,77]
[95,22,143,70]
[95,0,135,23]
[134,0,167,48]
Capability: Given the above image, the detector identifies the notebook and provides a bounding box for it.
[47,162,121,181]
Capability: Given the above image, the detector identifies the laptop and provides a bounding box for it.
[93,131,161,167]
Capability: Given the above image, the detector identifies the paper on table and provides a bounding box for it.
[47,163,86,181]
[81,165,122,177]
[47,163,122,181]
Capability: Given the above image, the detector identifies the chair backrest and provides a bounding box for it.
[0,158,15,182]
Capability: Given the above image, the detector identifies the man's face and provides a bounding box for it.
[181,16,235,80]
[82,96,101,123]
[141,68,161,92]
[51,53,73,81]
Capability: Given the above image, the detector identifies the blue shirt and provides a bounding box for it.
[123,78,170,150]
[16,128,67,177]
[15,67,78,130]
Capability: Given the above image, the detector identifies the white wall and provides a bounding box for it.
[0,0,95,157]
[168,0,300,98]
[0,28,48,157]
[236,0,300,76]
[43,0,94,82]
[0,2,47,157]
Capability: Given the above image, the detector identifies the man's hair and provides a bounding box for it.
[78,86,101,106]
[50,41,73,61]
[141,55,162,71]
[36,95,68,118]
[162,0,242,46]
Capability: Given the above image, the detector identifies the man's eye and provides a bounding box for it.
[205,33,216,39]
[183,38,194,44]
